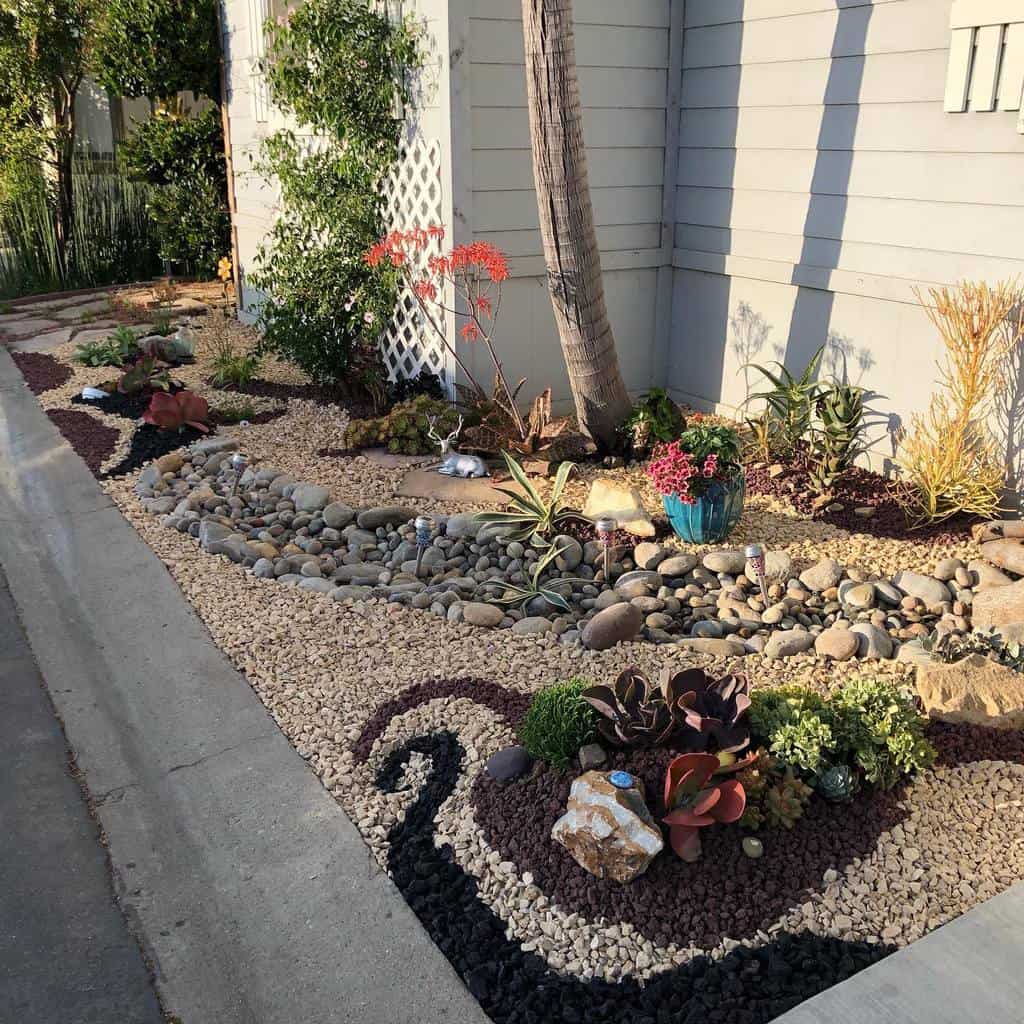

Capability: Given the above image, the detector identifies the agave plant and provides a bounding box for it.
[662,752,746,861]
[488,540,587,613]
[663,668,752,756]
[475,451,581,546]
[143,390,211,433]
[581,667,676,749]
[743,345,825,452]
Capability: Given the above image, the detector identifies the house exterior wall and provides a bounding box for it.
[220,0,1024,444]
[667,0,1024,453]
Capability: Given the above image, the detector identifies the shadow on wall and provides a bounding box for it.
[997,333,1024,513]
[782,1,873,374]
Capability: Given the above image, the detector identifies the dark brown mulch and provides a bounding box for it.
[11,351,72,395]
[46,409,119,476]
[351,677,532,764]
[744,457,978,544]
[471,746,910,951]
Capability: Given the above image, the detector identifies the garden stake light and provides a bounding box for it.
[414,515,434,577]
[229,453,249,498]
[745,543,769,604]
[596,516,617,580]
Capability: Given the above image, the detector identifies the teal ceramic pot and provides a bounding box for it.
[662,472,745,544]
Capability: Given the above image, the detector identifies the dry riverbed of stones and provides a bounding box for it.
[134,437,1020,667]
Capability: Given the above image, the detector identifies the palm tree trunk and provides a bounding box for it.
[520,0,632,450]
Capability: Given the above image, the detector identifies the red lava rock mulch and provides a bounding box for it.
[45,409,119,476]
[744,459,978,544]
[10,351,73,395]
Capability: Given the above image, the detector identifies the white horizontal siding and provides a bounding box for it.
[684,0,905,29]
[473,106,667,150]
[471,21,669,69]
[474,147,664,191]
[472,0,670,29]
[472,64,668,108]
[476,186,664,233]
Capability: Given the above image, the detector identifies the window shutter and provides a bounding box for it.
[945,0,1024,123]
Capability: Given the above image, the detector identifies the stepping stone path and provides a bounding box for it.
[134,444,1024,660]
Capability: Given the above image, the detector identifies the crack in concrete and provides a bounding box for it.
[165,732,277,776]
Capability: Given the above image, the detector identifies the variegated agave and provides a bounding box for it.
[581,668,676,748]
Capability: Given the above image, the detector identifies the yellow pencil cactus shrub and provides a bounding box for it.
[898,280,1024,525]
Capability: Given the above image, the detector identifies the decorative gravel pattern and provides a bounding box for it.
[45,409,119,475]
[10,351,72,394]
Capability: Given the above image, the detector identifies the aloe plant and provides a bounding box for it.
[475,451,582,545]
[488,541,587,613]
[808,382,868,495]
[662,752,746,861]
[116,356,172,396]
[743,345,825,452]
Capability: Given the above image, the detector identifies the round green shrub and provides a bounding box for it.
[519,679,597,771]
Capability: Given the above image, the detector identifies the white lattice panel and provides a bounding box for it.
[380,137,452,390]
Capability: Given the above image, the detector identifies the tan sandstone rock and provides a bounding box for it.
[980,539,1024,576]
[972,577,1024,632]
[916,655,1024,730]
[551,771,663,883]
[582,479,655,537]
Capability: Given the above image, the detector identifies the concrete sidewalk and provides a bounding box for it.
[0,567,163,1024]
[776,882,1024,1024]
[0,346,489,1023]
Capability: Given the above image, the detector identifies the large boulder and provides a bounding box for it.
[916,654,1024,729]
[582,479,655,537]
[551,771,663,883]
[979,539,1024,577]
[582,603,643,650]
[973,520,1024,544]
[972,577,1024,632]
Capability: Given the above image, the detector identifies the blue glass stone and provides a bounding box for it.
[609,771,634,789]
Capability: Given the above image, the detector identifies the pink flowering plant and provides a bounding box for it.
[647,424,742,504]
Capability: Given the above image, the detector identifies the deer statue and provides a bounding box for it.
[426,414,489,478]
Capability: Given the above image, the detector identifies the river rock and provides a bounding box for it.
[198,520,233,551]
[551,771,663,883]
[934,557,965,582]
[614,570,662,591]
[764,629,816,659]
[462,602,504,628]
[841,581,876,610]
[658,553,699,577]
[358,505,415,530]
[814,629,860,661]
[512,616,553,636]
[485,746,533,782]
[322,502,356,529]
[291,483,331,512]
[893,571,950,607]
[633,542,666,570]
[849,622,894,659]
[979,539,1024,576]
[799,558,844,593]
[968,559,1013,590]
[444,513,479,539]
[916,655,1024,729]
[972,577,1024,632]
[678,638,747,657]
[582,603,643,650]
[582,479,655,537]
[553,535,584,571]
[702,549,746,574]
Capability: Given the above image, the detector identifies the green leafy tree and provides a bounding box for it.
[251,0,420,382]
[0,0,101,275]
[92,0,220,103]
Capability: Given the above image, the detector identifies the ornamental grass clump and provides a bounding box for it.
[898,279,1024,525]
[519,679,597,770]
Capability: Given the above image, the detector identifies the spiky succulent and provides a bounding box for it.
[666,668,752,755]
[764,769,813,830]
[581,668,676,749]
[488,541,587,614]
[816,764,857,802]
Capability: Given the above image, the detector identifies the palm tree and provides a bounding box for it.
[520,0,632,449]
